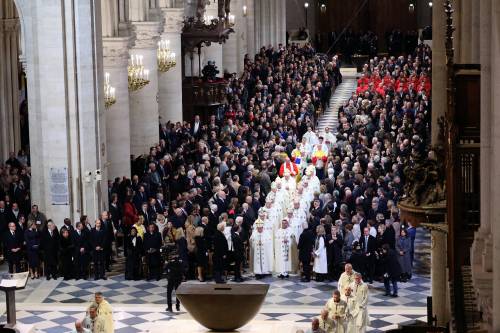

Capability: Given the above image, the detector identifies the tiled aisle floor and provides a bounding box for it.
[0,228,431,332]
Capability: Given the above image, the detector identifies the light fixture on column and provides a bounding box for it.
[409,3,415,13]
[157,39,176,73]
[304,2,309,28]
[228,13,235,26]
[320,3,327,13]
[242,5,247,17]
[128,54,150,91]
[428,1,433,7]
[104,72,116,109]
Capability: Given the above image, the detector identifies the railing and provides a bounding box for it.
[183,78,228,106]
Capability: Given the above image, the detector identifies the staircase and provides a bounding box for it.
[449,265,485,332]
[317,69,357,136]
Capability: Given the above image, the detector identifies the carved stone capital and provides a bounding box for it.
[160,8,184,33]
[102,36,135,68]
[130,21,162,49]
[1,18,20,33]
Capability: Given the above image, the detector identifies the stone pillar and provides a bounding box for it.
[203,1,224,75]
[129,21,162,155]
[158,7,184,123]
[22,0,106,225]
[431,0,446,145]
[431,229,449,326]
[452,0,462,62]
[223,0,247,74]
[277,0,286,46]
[460,0,472,63]
[0,9,21,162]
[471,0,480,63]
[247,0,257,57]
[103,37,133,179]
[471,0,492,270]
[491,2,500,330]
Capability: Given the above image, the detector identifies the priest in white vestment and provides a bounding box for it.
[290,202,307,240]
[314,225,328,280]
[338,264,357,301]
[250,220,274,278]
[344,288,358,333]
[274,219,295,278]
[324,290,347,333]
[282,170,296,193]
[348,273,370,333]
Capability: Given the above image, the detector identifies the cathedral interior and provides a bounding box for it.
[0,0,498,332]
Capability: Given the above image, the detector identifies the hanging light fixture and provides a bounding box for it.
[104,72,116,109]
[409,3,415,13]
[320,3,327,13]
[128,54,150,91]
[157,39,176,73]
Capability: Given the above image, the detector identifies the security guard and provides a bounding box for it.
[165,253,184,312]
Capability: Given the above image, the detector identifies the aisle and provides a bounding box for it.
[316,69,358,136]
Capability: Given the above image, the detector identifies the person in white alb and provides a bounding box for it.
[338,264,356,301]
[274,219,295,278]
[348,273,370,333]
[250,220,274,278]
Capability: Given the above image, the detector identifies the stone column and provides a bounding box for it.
[431,229,450,326]
[0,13,21,162]
[431,0,446,145]
[460,0,472,63]
[23,0,106,225]
[223,0,247,74]
[471,0,480,63]
[491,2,500,330]
[452,0,462,62]
[471,0,492,270]
[248,0,257,56]
[129,21,162,155]
[158,7,184,123]
[103,37,133,179]
[277,0,286,46]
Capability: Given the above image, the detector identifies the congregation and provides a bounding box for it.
[1,39,432,331]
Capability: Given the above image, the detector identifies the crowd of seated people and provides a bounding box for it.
[0,42,431,291]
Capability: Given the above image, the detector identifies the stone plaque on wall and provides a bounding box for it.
[50,167,69,205]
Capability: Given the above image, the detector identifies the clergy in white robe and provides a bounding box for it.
[348,273,370,332]
[318,309,334,333]
[303,127,319,146]
[290,203,307,240]
[344,288,359,333]
[313,225,328,277]
[305,166,321,194]
[250,221,274,277]
[324,290,347,333]
[282,170,297,192]
[338,264,357,301]
[322,127,336,148]
[274,219,295,278]
[264,197,280,234]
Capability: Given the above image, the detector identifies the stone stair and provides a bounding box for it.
[316,69,357,136]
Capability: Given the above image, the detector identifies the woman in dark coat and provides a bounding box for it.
[397,228,412,281]
[194,226,208,282]
[380,243,402,297]
[24,221,40,279]
[125,227,143,280]
[59,228,74,280]
[213,223,228,283]
[175,228,189,279]
[326,225,344,281]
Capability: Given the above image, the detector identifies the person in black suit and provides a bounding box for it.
[41,221,60,280]
[3,222,23,273]
[231,225,244,282]
[165,254,184,312]
[297,222,315,282]
[72,222,90,279]
[143,223,162,280]
[100,212,115,271]
[213,222,228,283]
[358,227,377,283]
[91,219,107,280]
[139,203,152,226]
[125,227,143,280]
[380,243,402,297]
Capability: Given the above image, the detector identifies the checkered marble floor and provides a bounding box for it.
[0,228,431,332]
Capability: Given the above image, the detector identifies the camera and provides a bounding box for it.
[84,171,92,183]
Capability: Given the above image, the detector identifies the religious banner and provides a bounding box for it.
[50,167,69,205]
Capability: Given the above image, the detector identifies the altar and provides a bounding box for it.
[148,319,307,333]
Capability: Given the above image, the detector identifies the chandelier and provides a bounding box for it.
[157,40,176,73]
[128,54,150,91]
[104,72,116,109]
